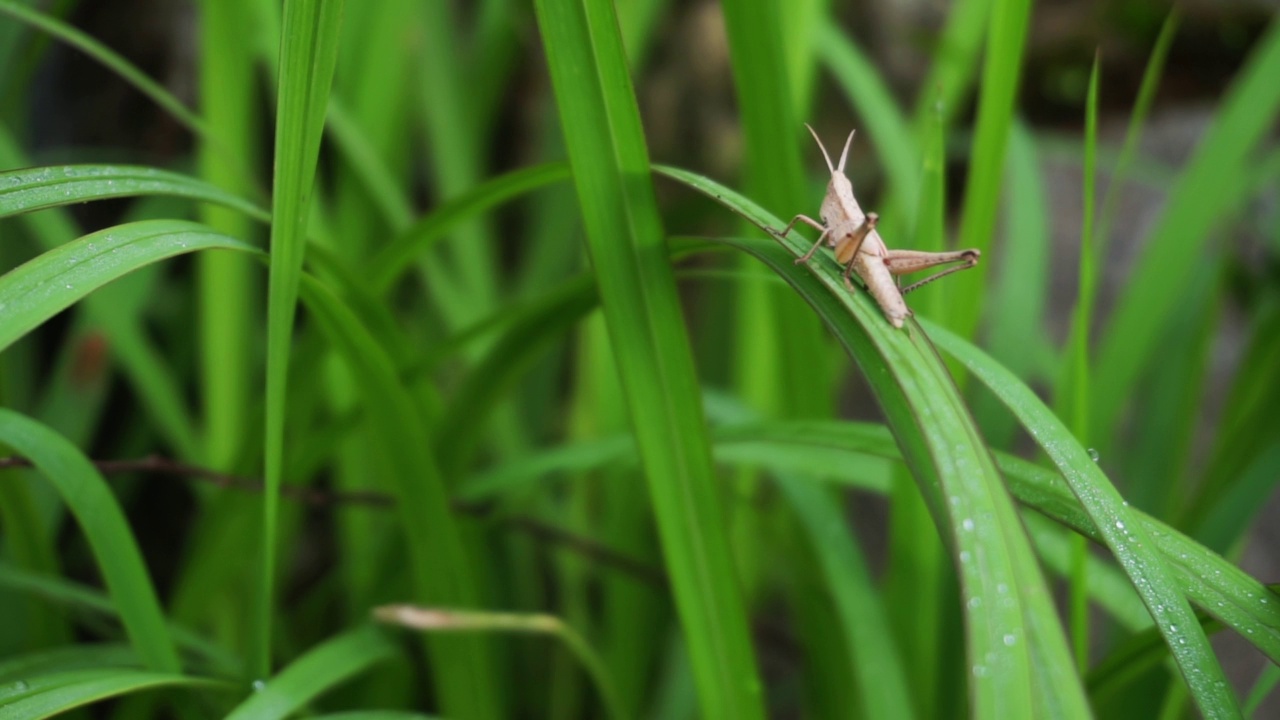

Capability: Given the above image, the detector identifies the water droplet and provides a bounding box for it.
[251,679,266,692]
[959,550,971,564]
[968,597,982,609]
[972,664,987,677]
[1087,448,1100,462]
[1003,633,1016,646]
[962,518,975,532]
[1115,520,1125,530]
[12,680,28,691]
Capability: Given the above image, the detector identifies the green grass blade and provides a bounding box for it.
[950,0,1032,338]
[258,0,345,678]
[926,320,1243,718]
[912,0,990,131]
[659,165,1088,718]
[1096,10,1179,258]
[0,669,226,720]
[0,562,241,675]
[0,165,266,222]
[1058,55,1101,672]
[0,0,256,192]
[982,121,1052,385]
[225,626,395,720]
[0,644,138,680]
[1093,17,1280,437]
[531,2,765,716]
[721,0,829,420]
[297,274,501,719]
[368,162,571,292]
[0,411,180,673]
[775,478,914,718]
[0,220,256,354]
[198,0,266,470]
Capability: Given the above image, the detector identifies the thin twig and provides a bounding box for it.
[0,454,665,587]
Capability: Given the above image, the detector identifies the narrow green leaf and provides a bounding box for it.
[950,0,1032,338]
[532,2,765,716]
[1093,17,1280,436]
[297,275,501,719]
[225,626,395,720]
[0,220,256,355]
[926,320,1243,718]
[259,0,345,678]
[0,669,226,720]
[657,165,1089,718]
[0,165,265,222]
[0,411,179,672]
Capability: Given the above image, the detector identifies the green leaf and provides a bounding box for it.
[258,0,345,678]
[0,669,227,720]
[950,0,1032,339]
[0,220,256,355]
[0,411,179,672]
[925,320,1243,717]
[656,165,1089,718]
[297,274,502,719]
[225,626,396,720]
[532,2,766,716]
[1093,16,1280,437]
[0,165,266,222]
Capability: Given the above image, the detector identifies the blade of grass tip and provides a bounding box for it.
[949,0,1032,340]
[925,319,1244,718]
[199,0,264,473]
[532,1,766,717]
[1095,10,1179,258]
[225,626,395,720]
[1056,53,1101,674]
[1092,16,1280,439]
[259,0,345,679]
[912,0,990,133]
[0,411,180,673]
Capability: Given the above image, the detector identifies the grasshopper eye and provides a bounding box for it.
[819,213,827,224]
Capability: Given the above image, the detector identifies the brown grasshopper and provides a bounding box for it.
[777,125,980,328]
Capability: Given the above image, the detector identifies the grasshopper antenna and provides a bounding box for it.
[804,123,835,174]
[836,129,855,174]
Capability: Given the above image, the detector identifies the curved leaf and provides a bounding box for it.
[0,411,179,672]
[0,219,258,354]
[0,669,225,720]
[655,165,1088,717]
[0,165,266,222]
[225,626,395,720]
[926,319,1242,717]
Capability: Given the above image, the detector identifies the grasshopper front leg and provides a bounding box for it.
[777,214,831,264]
[883,248,981,294]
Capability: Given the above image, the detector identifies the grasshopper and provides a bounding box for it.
[777,125,980,328]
